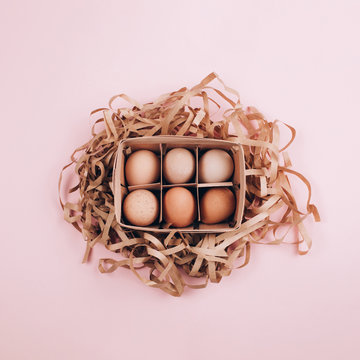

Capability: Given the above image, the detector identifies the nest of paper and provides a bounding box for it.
[59,73,320,296]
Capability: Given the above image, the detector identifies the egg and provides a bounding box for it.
[163,187,196,227]
[125,150,160,186]
[123,189,159,226]
[199,149,234,183]
[163,148,195,184]
[200,188,235,224]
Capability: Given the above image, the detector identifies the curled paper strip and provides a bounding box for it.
[59,73,320,296]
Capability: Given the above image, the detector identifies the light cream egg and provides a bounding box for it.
[125,150,160,186]
[199,149,234,183]
[163,148,195,184]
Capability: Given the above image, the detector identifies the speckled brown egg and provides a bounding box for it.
[123,189,159,226]
[200,188,235,224]
[163,187,196,227]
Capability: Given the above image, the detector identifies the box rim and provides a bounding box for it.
[113,135,246,233]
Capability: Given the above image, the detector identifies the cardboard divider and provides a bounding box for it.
[162,183,197,188]
[231,145,241,186]
[197,182,233,188]
[195,146,200,221]
[113,136,245,233]
[159,143,163,223]
[195,146,199,184]
[154,189,162,225]
[128,183,161,191]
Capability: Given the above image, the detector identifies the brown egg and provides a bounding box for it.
[123,189,159,226]
[125,150,160,186]
[200,188,235,224]
[163,187,196,227]
[163,148,195,184]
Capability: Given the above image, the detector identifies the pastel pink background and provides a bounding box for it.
[1,1,359,359]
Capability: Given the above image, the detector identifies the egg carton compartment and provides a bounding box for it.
[120,188,163,229]
[120,142,162,188]
[113,136,245,233]
[197,145,236,185]
[161,143,198,185]
[160,186,200,230]
[197,185,239,231]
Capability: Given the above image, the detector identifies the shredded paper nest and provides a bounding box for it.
[59,73,320,296]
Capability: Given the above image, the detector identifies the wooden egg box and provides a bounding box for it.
[113,136,246,233]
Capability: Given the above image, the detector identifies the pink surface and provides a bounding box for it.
[1,1,359,359]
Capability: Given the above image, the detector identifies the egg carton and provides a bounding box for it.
[113,136,246,233]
